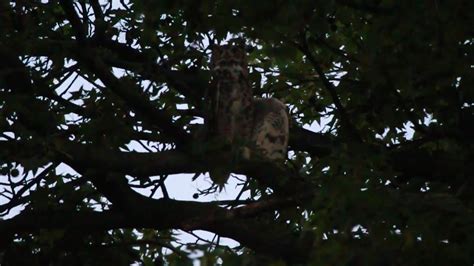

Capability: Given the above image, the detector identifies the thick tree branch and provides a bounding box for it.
[0,205,312,263]
[1,124,465,187]
[1,172,318,260]
[289,126,333,155]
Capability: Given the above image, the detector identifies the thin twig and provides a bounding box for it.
[159,175,169,199]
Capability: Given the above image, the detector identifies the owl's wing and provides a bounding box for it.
[252,98,289,160]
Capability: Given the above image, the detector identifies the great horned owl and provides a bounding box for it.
[208,44,289,188]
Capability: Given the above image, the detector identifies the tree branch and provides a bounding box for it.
[58,1,191,146]
[296,36,362,142]
[0,163,57,214]
[0,191,313,263]
[59,0,87,41]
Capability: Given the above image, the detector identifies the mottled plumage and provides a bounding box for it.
[209,44,289,188]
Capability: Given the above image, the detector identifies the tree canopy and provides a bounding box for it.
[0,0,473,265]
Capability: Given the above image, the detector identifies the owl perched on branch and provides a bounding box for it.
[208,43,289,189]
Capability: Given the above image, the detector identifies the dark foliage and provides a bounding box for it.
[0,0,473,265]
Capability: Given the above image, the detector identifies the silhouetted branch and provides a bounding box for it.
[296,36,362,142]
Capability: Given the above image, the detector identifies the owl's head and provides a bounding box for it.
[210,44,248,81]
